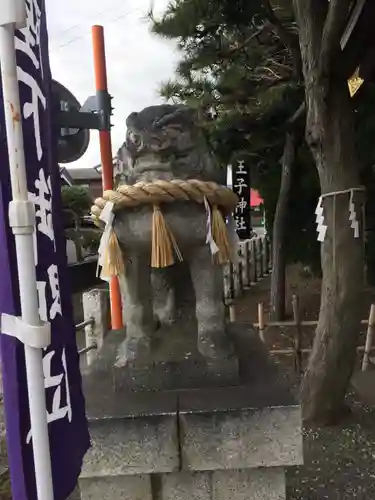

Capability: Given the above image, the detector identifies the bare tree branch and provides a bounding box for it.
[257,66,282,79]
[231,26,270,52]
[267,59,294,73]
[263,0,295,48]
[263,0,302,78]
[320,0,352,74]
[286,101,306,129]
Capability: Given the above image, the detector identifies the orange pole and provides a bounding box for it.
[92,25,123,330]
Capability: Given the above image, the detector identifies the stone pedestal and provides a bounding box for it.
[82,321,239,391]
[79,323,303,499]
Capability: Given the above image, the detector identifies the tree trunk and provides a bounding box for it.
[301,80,364,424]
[270,103,305,320]
[292,0,364,424]
[269,131,297,320]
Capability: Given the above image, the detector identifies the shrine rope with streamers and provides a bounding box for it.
[91,179,239,277]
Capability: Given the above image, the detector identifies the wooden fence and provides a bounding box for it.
[254,296,375,374]
[222,236,375,375]
[223,235,271,321]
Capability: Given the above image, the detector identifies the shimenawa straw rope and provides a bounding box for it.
[93,179,238,274]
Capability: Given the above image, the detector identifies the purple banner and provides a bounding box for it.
[0,1,90,500]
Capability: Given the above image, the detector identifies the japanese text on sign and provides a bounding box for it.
[231,160,251,240]
[26,349,72,443]
[15,0,72,442]
[16,0,46,161]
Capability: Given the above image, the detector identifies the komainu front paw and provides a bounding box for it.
[197,329,234,359]
[115,336,151,367]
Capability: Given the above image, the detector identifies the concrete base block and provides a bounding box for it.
[79,468,285,500]
[180,404,303,471]
[82,288,109,366]
[79,474,152,500]
[213,468,285,500]
[161,471,212,500]
[81,415,179,477]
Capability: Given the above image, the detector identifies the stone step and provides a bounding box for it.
[79,468,286,500]
[81,384,303,479]
[81,391,179,479]
[178,386,302,472]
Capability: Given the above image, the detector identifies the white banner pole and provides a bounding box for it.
[0,1,54,499]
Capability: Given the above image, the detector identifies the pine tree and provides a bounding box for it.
[292,0,365,423]
[151,0,311,319]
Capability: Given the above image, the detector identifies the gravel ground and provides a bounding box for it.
[236,264,375,499]
[287,409,375,499]
[271,357,375,500]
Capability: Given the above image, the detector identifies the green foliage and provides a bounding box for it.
[154,2,301,175]
[61,185,95,261]
[151,0,322,269]
[61,185,92,220]
[151,0,375,281]
[81,230,101,254]
[151,0,266,42]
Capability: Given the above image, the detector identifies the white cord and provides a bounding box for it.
[320,186,365,199]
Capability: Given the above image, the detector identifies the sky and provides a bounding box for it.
[45,0,179,169]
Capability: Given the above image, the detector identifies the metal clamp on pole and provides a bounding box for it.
[8,199,35,234]
[1,314,51,349]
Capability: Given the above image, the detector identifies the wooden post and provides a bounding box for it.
[262,236,268,274]
[238,243,245,292]
[291,293,302,374]
[233,261,242,298]
[229,305,236,323]
[258,302,265,342]
[242,241,251,288]
[258,237,264,277]
[362,304,375,371]
[267,237,272,271]
[223,262,234,306]
[238,260,244,295]
[256,237,262,278]
[251,239,257,283]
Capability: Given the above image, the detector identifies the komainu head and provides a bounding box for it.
[116,104,220,184]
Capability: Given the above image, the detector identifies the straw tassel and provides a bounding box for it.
[211,206,232,264]
[100,228,125,279]
[151,204,183,268]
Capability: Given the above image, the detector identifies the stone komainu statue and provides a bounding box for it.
[93,104,237,365]
[117,104,223,185]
